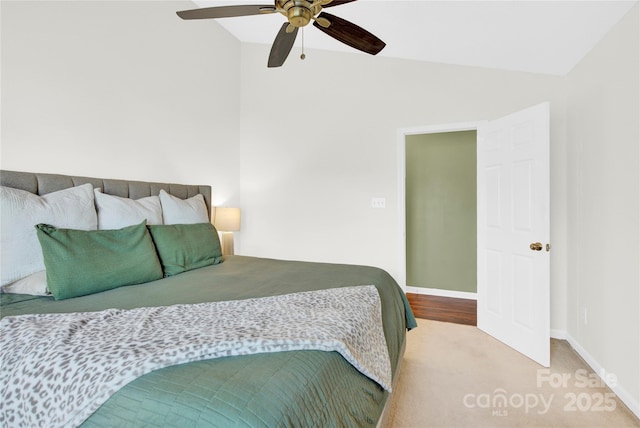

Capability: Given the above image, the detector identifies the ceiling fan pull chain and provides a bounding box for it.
[300,27,306,60]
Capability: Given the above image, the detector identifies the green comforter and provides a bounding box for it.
[1,256,416,427]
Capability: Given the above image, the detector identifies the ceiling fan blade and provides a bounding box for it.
[312,12,385,55]
[268,23,299,68]
[322,0,358,7]
[176,5,275,20]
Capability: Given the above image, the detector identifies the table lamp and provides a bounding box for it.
[213,207,241,256]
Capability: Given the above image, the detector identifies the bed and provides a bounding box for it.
[0,170,416,428]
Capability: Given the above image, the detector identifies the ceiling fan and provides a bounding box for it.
[176,0,386,68]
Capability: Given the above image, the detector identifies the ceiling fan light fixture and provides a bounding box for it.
[287,6,312,27]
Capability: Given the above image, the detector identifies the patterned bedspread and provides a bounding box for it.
[0,285,390,428]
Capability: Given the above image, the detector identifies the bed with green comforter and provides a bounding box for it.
[1,255,416,427]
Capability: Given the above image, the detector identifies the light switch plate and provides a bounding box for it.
[371,198,386,208]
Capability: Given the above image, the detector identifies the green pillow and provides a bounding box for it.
[147,223,223,277]
[36,221,163,300]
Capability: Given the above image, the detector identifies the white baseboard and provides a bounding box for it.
[550,329,567,340]
[564,332,640,419]
[405,286,477,300]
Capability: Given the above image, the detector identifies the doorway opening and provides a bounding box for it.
[399,124,481,326]
[397,121,482,302]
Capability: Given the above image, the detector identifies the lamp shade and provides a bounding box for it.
[213,207,241,232]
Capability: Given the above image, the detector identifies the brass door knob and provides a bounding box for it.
[530,242,543,251]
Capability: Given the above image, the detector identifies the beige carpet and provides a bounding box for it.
[387,319,640,428]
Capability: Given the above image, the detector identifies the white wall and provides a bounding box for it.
[566,3,640,415]
[237,43,569,333]
[1,1,242,206]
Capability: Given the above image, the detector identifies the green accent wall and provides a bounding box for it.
[406,131,477,293]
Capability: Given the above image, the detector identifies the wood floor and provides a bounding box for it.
[406,293,477,326]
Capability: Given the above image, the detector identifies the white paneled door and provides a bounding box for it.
[477,102,551,367]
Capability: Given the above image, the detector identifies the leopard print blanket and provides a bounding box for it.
[0,285,390,428]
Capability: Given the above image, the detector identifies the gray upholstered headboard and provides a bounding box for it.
[0,170,213,217]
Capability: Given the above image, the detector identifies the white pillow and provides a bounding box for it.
[0,183,97,286]
[94,189,163,230]
[0,271,48,296]
[159,189,209,224]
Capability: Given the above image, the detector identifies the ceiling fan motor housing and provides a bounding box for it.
[277,0,321,27]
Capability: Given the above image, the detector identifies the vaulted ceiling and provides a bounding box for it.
[191,0,637,75]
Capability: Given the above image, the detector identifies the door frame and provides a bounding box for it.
[397,121,484,296]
